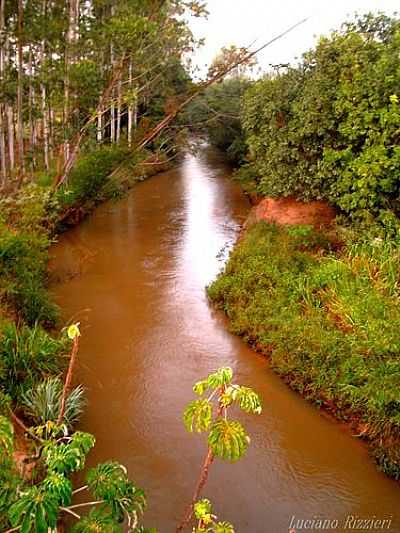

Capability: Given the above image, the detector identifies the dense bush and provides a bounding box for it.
[58,145,132,206]
[0,323,67,402]
[0,218,58,326]
[241,14,400,218]
[208,221,400,476]
[188,78,250,164]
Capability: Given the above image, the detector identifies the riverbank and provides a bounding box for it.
[0,146,171,475]
[208,216,400,479]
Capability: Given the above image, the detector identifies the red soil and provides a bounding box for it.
[246,196,336,228]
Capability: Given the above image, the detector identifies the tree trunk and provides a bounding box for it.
[6,105,14,172]
[17,0,25,176]
[41,74,49,170]
[127,61,133,147]
[64,0,79,164]
[28,47,36,172]
[116,78,121,143]
[40,1,49,171]
[0,0,6,186]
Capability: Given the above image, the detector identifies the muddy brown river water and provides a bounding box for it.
[51,146,400,532]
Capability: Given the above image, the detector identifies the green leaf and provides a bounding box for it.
[183,399,212,433]
[215,521,235,533]
[207,368,233,389]
[193,379,209,395]
[71,508,120,533]
[231,386,262,414]
[208,419,249,462]
[87,461,146,522]
[42,473,72,506]
[9,485,59,532]
[194,498,213,523]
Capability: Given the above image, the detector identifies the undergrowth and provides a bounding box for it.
[208,221,400,477]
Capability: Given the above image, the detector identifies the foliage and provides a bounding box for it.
[193,499,234,533]
[0,216,59,326]
[241,14,400,218]
[87,461,146,524]
[58,145,132,207]
[178,369,261,530]
[21,377,86,429]
[0,416,21,530]
[184,367,261,463]
[208,221,400,477]
[9,485,59,533]
[188,78,250,164]
[0,322,67,402]
[0,413,148,532]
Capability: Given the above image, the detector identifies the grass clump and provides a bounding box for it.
[0,322,68,403]
[208,221,400,477]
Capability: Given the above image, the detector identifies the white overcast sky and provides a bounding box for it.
[188,0,399,77]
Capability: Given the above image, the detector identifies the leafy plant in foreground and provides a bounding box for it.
[177,367,262,531]
[192,499,234,533]
[0,319,261,532]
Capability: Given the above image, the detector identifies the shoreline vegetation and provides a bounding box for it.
[202,13,400,479]
[1,2,400,530]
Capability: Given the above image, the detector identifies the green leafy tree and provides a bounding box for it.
[241,13,400,221]
[177,367,262,531]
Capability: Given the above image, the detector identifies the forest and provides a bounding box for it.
[0,1,400,532]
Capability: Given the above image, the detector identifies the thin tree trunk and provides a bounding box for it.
[28,47,36,171]
[109,5,115,143]
[17,0,25,176]
[0,109,6,188]
[127,61,133,147]
[97,96,103,143]
[64,0,79,163]
[49,107,54,161]
[116,78,121,143]
[6,105,14,172]
[57,335,80,425]
[110,40,115,143]
[0,0,6,186]
[40,1,49,170]
[41,78,49,170]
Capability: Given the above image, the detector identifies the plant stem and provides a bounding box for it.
[176,447,215,532]
[9,409,42,443]
[67,500,104,510]
[72,484,88,495]
[57,336,79,425]
[60,506,81,520]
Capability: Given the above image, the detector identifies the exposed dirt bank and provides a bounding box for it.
[245,196,337,228]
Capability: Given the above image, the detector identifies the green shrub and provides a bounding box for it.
[241,14,400,218]
[0,221,58,326]
[0,323,68,402]
[58,145,130,206]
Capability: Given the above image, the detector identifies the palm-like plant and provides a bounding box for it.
[21,377,86,429]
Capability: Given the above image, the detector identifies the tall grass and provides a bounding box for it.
[208,221,400,477]
[0,323,68,402]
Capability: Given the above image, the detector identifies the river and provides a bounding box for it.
[50,145,400,532]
